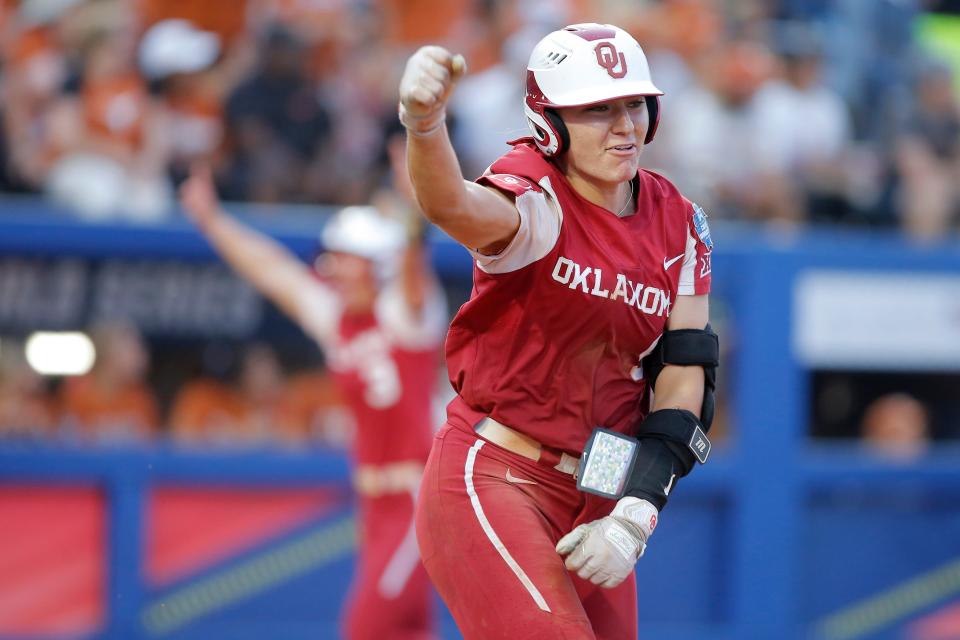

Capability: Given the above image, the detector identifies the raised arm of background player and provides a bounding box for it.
[178,164,432,343]
[383,131,434,319]
[399,47,519,256]
[400,46,710,588]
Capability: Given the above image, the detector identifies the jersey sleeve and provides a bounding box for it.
[678,201,713,296]
[374,280,448,351]
[471,173,561,274]
[291,279,344,349]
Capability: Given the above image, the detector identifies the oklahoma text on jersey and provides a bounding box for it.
[551,255,671,317]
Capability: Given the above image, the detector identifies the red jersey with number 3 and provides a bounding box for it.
[295,280,447,465]
[445,140,712,454]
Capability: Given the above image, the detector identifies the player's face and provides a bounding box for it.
[558,97,649,186]
[315,251,378,311]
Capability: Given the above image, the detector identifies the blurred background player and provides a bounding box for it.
[179,156,446,638]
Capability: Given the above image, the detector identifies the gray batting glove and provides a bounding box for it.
[555,497,659,588]
[398,46,467,137]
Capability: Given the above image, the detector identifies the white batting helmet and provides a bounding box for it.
[321,206,406,276]
[525,23,663,156]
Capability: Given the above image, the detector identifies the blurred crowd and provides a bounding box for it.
[0,0,957,234]
[0,322,355,449]
[0,0,956,450]
[0,310,939,456]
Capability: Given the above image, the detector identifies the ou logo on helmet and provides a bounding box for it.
[594,42,627,79]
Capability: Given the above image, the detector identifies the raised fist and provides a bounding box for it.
[398,46,466,136]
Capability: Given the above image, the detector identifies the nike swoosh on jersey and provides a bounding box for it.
[505,468,538,485]
[663,254,684,270]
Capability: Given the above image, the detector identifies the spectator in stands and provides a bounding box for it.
[138,19,225,186]
[378,0,471,46]
[134,0,250,47]
[860,392,930,460]
[628,0,726,173]
[282,366,354,448]
[301,22,394,206]
[170,343,276,446]
[752,22,854,223]
[168,371,240,447]
[45,26,173,220]
[1,10,70,191]
[0,0,111,192]
[170,343,341,448]
[661,40,802,221]
[59,321,159,444]
[893,59,960,239]
[0,339,55,441]
[449,6,555,179]
[825,0,920,150]
[232,343,299,445]
[220,25,334,203]
[631,0,725,110]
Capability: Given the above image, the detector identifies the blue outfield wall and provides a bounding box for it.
[1,202,960,639]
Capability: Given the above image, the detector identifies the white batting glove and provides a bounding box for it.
[555,497,659,588]
[398,46,467,137]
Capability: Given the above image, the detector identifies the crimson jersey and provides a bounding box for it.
[445,141,712,454]
[295,279,447,465]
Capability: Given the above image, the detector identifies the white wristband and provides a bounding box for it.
[398,102,446,137]
[612,497,659,547]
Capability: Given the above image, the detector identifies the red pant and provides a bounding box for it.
[416,423,637,640]
[343,489,435,640]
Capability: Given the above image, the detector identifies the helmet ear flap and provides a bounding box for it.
[544,109,569,156]
[524,102,563,156]
[645,95,660,144]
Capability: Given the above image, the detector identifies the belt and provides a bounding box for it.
[353,461,423,497]
[474,417,580,476]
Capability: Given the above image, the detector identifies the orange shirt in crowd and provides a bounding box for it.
[80,75,150,152]
[59,375,160,442]
[169,378,247,443]
[170,371,348,447]
[282,369,350,445]
[378,0,471,45]
[0,384,56,439]
[267,0,345,35]
[0,0,18,41]
[6,25,54,67]
[162,81,225,163]
[169,377,298,445]
[3,26,64,179]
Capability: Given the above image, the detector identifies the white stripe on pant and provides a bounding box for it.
[463,439,551,612]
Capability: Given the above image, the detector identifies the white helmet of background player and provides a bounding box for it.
[524,23,663,157]
[321,206,406,279]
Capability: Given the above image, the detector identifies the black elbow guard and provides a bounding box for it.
[642,324,719,431]
[623,409,711,511]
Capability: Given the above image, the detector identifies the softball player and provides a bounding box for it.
[399,23,717,639]
[180,168,445,639]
